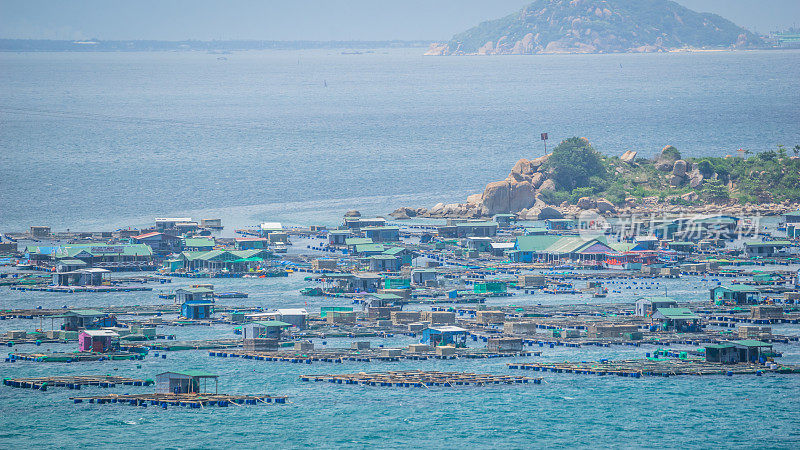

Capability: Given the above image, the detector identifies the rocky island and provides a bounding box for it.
[392,138,800,220]
[426,0,763,56]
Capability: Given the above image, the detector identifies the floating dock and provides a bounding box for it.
[209,349,538,364]
[69,392,287,408]
[507,359,800,377]
[300,370,541,387]
[3,375,152,390]
[8,351,144,362]
[10,285,153,293]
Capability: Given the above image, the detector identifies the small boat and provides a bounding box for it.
[300,287,324,296]
[214,292,248,299]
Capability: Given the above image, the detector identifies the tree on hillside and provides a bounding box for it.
[545,137,606,191]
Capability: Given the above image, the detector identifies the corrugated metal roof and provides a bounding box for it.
[653,307,699,320]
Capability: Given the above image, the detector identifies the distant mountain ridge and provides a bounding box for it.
[427,0,762,55]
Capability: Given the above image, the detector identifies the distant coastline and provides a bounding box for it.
[0,39,430,53]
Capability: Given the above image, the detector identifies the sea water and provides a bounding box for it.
[0,260,799,448]
[1,48,799,232]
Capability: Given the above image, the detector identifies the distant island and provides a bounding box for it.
[0,39,429,53]
[392,138,800,220]
[426,0,764,56]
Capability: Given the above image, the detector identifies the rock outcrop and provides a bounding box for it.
[620,150,637,163]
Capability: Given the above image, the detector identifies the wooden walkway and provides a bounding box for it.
[300,370,541,387]
[69,392,287,408]
[210,349,538,364]
[508,359,800,377]
[8,351,144,362]
[3,375,152,391]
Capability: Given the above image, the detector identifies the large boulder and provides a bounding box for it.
[480,180,511,215]
[508,159,535,182]
[480,179,536,215]
[539,179,556,191]
[672,160,688,177]
[390,207,418,219]
[576,197,596,210]
[620,150,637,163]
[466,193,483,205]
[529,206,563,220]
[688,168,704,188]
[596,198,616,214]
[669,175,685,187]
[656,145,681,171]
[530,172,545,189]
[529,154,550,170]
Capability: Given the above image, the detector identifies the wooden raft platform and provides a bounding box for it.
[69,392,287,408]
[3,375,152,391]
[8,351,144,363]
[508,359,800,378]
[209,349,538,364]
[300,370,542,387]
[10,285,152,293]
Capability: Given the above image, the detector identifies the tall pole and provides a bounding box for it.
[541,132,548,155]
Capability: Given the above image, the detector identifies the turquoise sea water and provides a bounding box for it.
[1,49,800,232]
[1,263,799,448]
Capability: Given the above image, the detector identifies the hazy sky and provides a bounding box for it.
[0,0,798,41]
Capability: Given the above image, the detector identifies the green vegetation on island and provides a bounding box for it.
[427,0,762,55]
[541,138,800,207]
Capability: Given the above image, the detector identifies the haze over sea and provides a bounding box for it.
[1,48,799,232]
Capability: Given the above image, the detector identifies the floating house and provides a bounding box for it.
[466,237,493,252]
[490,242,515,257]
[52,268,110,287]
[635,297,678,317]
[437,220,499,238]
[474,281,507,294]
[784,210,800,238]
[178,287,214,319]
[328,230,352,246]
[362,226,400,242]
[247,309,308,329]
[181,299,214,319]
[743,241,793,258]
[353,243,386,257]
[234,237,268,250]
[509,236,613,263]
[156,370,218,394]
[382,247,415,265]
[29,243,155,269]
[705,340,773,363]
[78,329,118,353]
[344,217,386,230]
[155,217,193,232]
[182,237,215,252]
[711,285,760,305]
[545,219,575,231]
[493,214,517,228]
[421,326,468,347]
[242,321,291,340]
[411,268,437,285]
[61,309,113,331]
[651,307,701,332]
[368,254,400,271]
[131,232,182,254]
[177,249,271,273]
